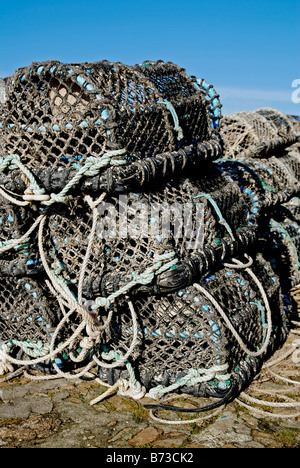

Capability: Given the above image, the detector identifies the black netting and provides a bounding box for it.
[0,276,62,342]
[0,59,299,413]
[97,252,287,396]
[221,108,298,159]
[0,60,220,172]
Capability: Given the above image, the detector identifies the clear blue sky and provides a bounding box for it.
[0,0,299,115]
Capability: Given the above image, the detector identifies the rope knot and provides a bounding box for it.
[80,336,95,351]
[0,154,21,170]
[44,192,68,205]
[117,378,146,400]
[95,297,110,309]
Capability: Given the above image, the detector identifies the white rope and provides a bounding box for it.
[0,347,14,375]
[77,193,106,308]
[90,380,125,406]
[239,391,300,409]
[92,299,140,369]
[194,255,272,357]
[0,311,86,368]
[0,213,45,255]
[0,188,175,406]
[236,398,300,419]
[237,322,300,419]
[0,186,30,206]
[149,405,224,425]
[37,214,97,328]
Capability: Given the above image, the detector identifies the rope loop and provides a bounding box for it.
[224,253,253,269]
[193,253,273,358]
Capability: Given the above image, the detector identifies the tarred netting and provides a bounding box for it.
[0,60,299,416]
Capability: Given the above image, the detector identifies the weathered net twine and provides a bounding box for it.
[0,60,299,423]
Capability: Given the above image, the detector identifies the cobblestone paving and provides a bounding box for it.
[0,334,299,449]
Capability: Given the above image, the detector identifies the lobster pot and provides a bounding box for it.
[0,78,7,107]
[0,275,81,374]
[284,197,300,223]
[97,253,288,397]
[220,108,297,158]
[136,60,222,135]
[288,115,300,134]
[40,165,261,303]
[236,155,299,196]
[259,204,300,291]
[0,60,220,178]
[0,156,263,292]
[0,191,43,277]
[256,108,297,138]
[0,55,299,402]
[280,145,300,182]
[0,277,62,343]
[217,146,299,216]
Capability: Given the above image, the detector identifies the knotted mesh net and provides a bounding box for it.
[0,60,299,414]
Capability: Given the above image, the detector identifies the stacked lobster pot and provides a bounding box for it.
[0,60,299,415]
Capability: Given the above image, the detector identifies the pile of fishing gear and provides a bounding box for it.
[0,60,299,416]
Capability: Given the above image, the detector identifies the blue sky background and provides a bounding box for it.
[0,0,299,115]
